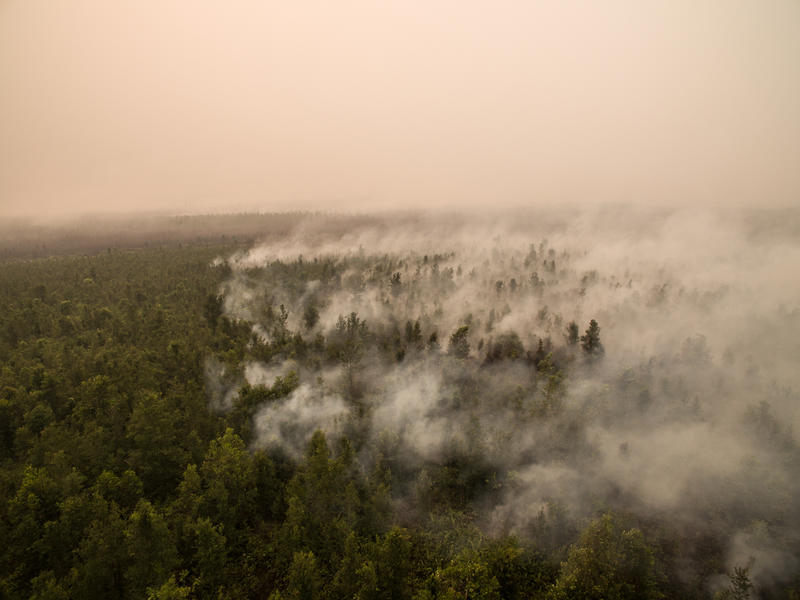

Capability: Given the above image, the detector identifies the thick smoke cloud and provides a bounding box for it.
[210,206,800,593]
[252,383,350,460]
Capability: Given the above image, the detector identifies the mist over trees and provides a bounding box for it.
[1,207,799,598]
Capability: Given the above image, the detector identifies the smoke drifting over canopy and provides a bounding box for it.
[1,0,799,217]
[204,208,800,594]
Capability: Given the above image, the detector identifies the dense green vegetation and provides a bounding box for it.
[1,214,798,599]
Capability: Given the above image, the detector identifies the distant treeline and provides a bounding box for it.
[2,204,799,260]
[0,212,375,259]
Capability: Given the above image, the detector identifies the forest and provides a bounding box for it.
[1,207,799,599]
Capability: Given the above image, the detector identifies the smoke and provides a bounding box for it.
[251,383,350,460]
[244,360,296,387]
[208,205,800,592]
[371,364,470,463]
[203,356,239,413]
[726,523,800,592]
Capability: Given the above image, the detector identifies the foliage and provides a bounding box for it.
[448,325,471,359]
[0,223,796,600]
[580,319,603,357]
[714,566,752,600]
[549,513,663,600]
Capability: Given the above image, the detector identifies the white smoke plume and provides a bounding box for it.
[208,205,800,593]
[203,356,239,413]
[251,383,351,460]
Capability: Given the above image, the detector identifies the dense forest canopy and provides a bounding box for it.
[0,207,798,599]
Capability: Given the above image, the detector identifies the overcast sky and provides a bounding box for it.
[1,0,798,217]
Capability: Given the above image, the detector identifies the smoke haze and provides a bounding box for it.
[209,207,800,594]
[2,1,799,217]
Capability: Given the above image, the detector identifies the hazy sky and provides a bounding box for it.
[1,0,798,217]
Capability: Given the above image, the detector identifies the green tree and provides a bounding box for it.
[146,575,190,600]
[203,294,223,330]
[580,320,603,357]
[184,517,227,597]
[284,551,321,600]
[549,513,662,600]
[126,391,191,499]
[5,466,66,593]
[480,537,555,599]
[448,326,470,359]
[484,332,524,363]
[355,527,412,600]
[535,354,565,416]
[714,566,752,600]
[29,571,69,600]
[330,312,368,398]
[428,550,501,600]
[70,497,127,599]
[194,428,258,539]
[280,432,362,571]
[566,322,579,346]
[124,499,179,599]
[302,303,319,330]
[330,533,364,599]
